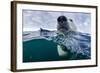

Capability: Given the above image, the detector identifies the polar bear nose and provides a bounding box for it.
[57,16,67,23]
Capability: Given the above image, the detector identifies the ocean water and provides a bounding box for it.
[23,31,91,62]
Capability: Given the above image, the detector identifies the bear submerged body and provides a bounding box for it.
[52,31,91,60]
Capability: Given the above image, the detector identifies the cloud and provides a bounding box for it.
[23,10,91,33]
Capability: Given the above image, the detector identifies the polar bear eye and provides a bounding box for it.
[69,19,73,22]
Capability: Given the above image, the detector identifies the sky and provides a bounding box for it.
[23,9,91,33]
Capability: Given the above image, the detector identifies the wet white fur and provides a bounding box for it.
[57,19,77,57]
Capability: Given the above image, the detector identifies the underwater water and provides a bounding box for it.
[23,30,91,62]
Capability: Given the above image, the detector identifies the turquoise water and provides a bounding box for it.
[23,31,91,62]
[23,39,68,62]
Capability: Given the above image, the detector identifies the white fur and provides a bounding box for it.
[57,19,77,57]
[57,45,68,57]
[68,19,77,31]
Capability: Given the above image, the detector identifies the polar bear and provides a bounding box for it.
[57,16,77,57]
[56,16,84,59]
[56,16,90,59]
